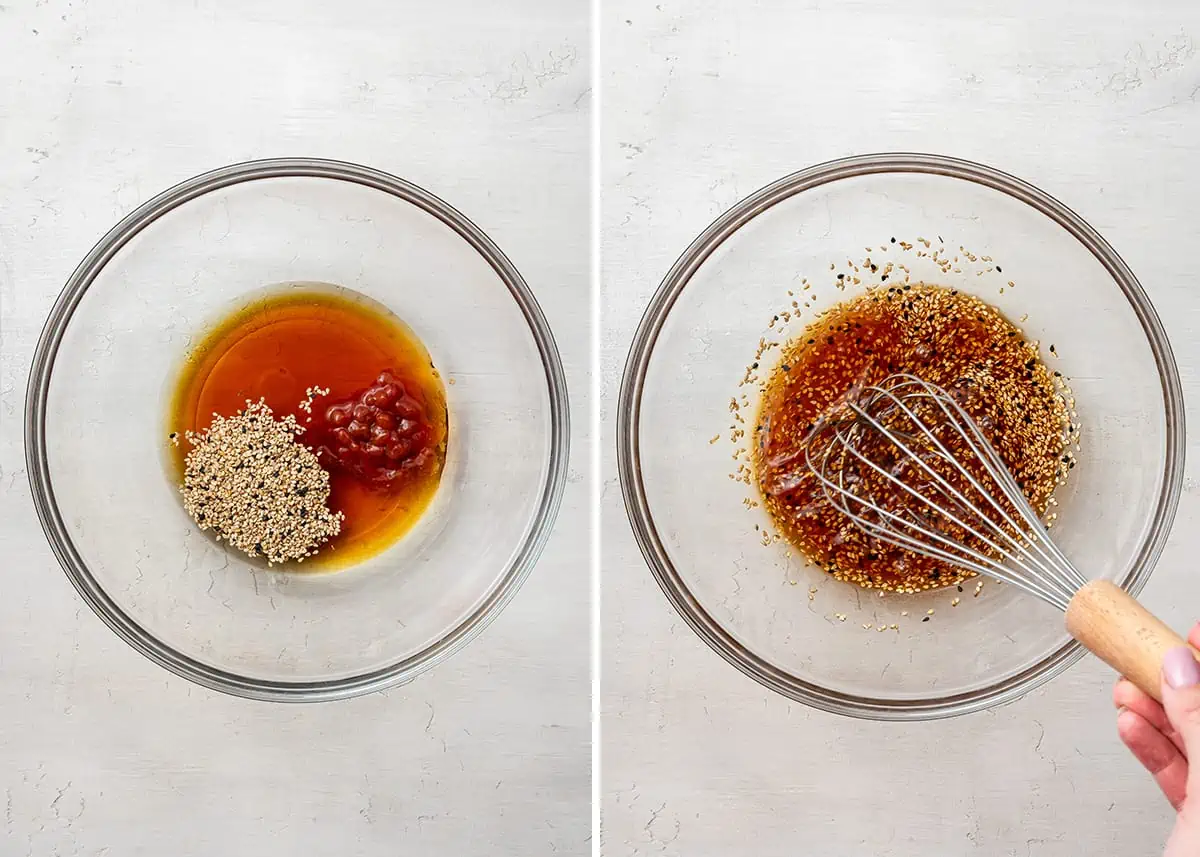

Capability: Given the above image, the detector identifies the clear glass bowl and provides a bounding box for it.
[26,158,569,701]
[618,153,1185,720]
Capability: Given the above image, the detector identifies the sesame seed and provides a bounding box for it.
[179,400,343,565]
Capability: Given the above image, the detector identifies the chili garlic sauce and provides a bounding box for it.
[170,288,448,569]
[752,283,1073,592]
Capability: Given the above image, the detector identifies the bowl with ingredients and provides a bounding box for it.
[27,157,569,701]
[618,152,1184,720]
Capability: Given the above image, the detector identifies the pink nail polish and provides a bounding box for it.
[1163,647,1200,689]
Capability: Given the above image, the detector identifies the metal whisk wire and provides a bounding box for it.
[804,373,1088,611]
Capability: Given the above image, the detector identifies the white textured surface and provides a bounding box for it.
[602,2,1200,855]
[0,2,590,855]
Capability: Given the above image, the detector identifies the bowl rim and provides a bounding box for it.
[25,156,571,702]
[616,151,1186,721]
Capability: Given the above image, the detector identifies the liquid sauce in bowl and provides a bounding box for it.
[169,287,448,569]
[753,284,1073,592]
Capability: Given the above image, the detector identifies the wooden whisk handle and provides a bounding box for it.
[1065,579,1196,703]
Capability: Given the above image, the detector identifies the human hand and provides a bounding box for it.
[1115,623,1200,857]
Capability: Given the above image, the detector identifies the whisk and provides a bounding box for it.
[805,372,1186,702]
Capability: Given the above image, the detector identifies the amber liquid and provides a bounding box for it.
[754,284,1069,592]
[169,286,448,570]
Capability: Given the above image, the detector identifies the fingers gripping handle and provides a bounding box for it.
[1065,579,1194,703]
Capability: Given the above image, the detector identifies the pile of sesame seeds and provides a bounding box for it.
[179,400,343,565]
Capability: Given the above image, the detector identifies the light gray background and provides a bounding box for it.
[602,1,1200,855]
[0,2,590,855]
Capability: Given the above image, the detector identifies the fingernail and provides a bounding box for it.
[1163,647,1200,689]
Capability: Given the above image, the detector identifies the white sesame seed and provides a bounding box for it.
[179,399,343,565]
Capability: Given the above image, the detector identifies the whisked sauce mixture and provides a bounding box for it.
[753,284,1074,592]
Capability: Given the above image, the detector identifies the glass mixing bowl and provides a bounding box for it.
[618,152,1184,720]
[26,158,569,701]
